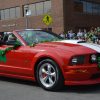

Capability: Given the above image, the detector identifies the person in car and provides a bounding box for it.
[6,34,17,45]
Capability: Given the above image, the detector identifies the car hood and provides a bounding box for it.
[36,40,100,54]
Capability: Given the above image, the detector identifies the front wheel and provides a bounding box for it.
[36,59,64,91]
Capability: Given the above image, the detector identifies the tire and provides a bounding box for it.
[36,59,64,91]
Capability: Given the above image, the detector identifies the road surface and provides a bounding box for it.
[0,77,100,100]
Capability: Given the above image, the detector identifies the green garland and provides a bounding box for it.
[0,50,7,62]
[0,47,13,62]
[0,41,20,63]
[98,57,100,68]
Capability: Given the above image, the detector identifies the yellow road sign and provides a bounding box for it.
[42,15,53,26]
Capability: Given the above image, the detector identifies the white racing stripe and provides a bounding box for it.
[56,40,100,53]
[79,43,100,53]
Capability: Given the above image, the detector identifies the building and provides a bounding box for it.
[0,0,100,34]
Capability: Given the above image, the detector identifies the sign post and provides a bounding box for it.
[25,9,31,29]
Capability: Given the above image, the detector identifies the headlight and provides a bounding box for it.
[90,54,97,63]
[70,56,85,65]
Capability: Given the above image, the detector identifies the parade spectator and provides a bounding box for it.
[83,29,87,40]
[93,28,98,43]
[65,31,69,39]
[66,31,70,39]
[59,32,65,38]
[59,27,100,45]
[77,29,84,40]
[97,27,100,32]
[86,29,94,43]
[67,30,75,39]
[97,28,100,44]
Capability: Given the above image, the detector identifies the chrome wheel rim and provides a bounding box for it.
[39,63,57,88]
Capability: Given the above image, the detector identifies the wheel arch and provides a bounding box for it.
[33,54,65,81]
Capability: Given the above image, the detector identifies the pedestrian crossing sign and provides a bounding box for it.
[42,15,53,26]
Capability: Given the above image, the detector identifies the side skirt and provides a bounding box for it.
[0,72,35,81]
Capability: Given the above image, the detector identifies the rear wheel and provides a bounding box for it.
[36,59,64,91]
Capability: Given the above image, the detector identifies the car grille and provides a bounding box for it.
[91,73,100,79]
[97,53,100,61]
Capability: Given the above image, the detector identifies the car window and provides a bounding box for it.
[18,30,62,45]
[18,31,37,45]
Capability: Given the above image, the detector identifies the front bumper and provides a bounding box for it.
[64,64,100,85]
[65,78,100,85]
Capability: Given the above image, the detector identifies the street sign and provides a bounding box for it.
[42,15,53,26]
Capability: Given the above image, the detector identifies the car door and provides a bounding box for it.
[0,34,35,77]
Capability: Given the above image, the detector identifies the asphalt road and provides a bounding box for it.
[0,77,100,100]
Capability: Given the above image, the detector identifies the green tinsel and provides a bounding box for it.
[0,41,20,62]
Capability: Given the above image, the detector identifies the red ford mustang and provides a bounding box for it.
[0,29,100,91]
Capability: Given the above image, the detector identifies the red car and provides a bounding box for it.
[0,29,100,91]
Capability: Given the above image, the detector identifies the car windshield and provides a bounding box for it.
[17,30,63,45]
